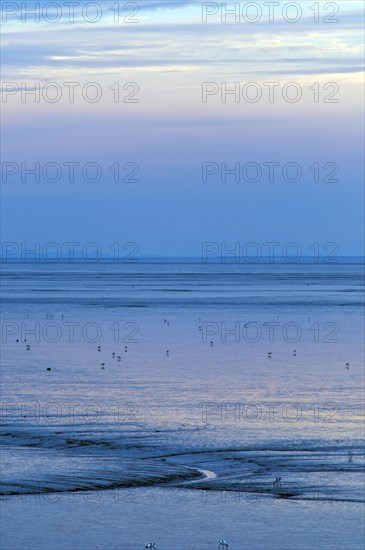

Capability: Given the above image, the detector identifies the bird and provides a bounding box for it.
[273,477,282,487]
[97,346,101,352]
[346,362,350,369]
[101,363,105,367]
[218,540,229,550]
[293,349,297,356]
[117,356,121,361]
[26,345,31,351]
[348,451,353,461]
[209,341,214,347]
[268,352,272,358]
[112,352,115,358]
[124,346,128,353]
[46,367,51,371]
[161,457,166,462]
[166,350,169,357]
[145,543,156,549]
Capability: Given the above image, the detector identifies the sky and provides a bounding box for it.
[1,0,364,258]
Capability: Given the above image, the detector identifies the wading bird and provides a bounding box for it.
[273,477,282,487]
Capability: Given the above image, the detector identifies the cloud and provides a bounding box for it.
[3,1,363,86]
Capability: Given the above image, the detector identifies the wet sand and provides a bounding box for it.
[2,487,364,550]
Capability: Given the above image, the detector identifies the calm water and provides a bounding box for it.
[1,261,364,504]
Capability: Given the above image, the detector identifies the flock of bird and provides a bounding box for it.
[95,320,172,368]
[268,349,296,358]
[98,343,129,368]
[144,541,229,549]
[14,323,352,373]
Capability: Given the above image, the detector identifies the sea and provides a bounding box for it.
[0,259,364,548]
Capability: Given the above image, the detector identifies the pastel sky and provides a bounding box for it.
[1,0,364,257]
